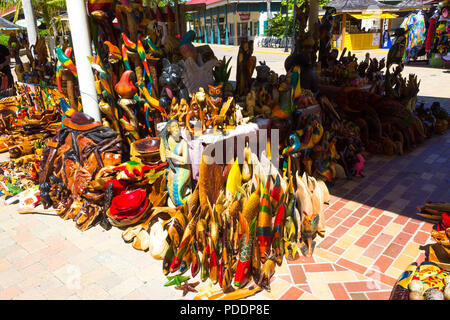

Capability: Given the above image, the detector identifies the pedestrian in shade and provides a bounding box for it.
[0,43,14,88]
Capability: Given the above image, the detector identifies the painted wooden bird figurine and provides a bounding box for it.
[55,46,77,78]
[104,41,122,63]
[114,70,137,99]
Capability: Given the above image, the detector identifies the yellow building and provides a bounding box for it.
[320,0,429,51]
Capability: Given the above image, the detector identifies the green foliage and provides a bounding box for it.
[39,29,50,37]
[266,11,295,37]
[0,33,9,47]
[213,56,232,84]
[156,0,187,7]
[6,182,23,196]
[0,0,66,35]
[267,0,331,37]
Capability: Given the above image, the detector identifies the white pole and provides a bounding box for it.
[22,0,38,46]
[65,0,101,122]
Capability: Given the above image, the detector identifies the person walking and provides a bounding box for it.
[0,43,14,89]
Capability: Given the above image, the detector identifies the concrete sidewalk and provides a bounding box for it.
[197,42,390,57]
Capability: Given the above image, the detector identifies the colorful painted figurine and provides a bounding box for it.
[159,119,192,207]
[159,59,190,113]
[352,153,365,177]
[235,38,256,97]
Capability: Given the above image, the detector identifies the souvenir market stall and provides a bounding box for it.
[0,0,449,300]
[322,0,399,51]
[427,0,450,67]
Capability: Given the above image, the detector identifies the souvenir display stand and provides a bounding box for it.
[0,0,449,301]
[428,0,450,67]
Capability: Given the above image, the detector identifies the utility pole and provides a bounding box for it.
[284,1,289,52]
[65,0,101,121]
[292,0,297,53]
[21,0,38,46]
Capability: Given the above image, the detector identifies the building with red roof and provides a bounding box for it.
[185,0,284,45]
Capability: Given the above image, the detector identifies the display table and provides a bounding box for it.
[156,120,270,180]
[156,104,323,178]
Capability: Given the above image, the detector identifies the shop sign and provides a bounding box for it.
[372,33,381,46]
[239,13,250,21]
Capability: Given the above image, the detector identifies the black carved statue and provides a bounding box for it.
[158,58,190,113]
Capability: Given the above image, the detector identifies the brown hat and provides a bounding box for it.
[62,112,102,131]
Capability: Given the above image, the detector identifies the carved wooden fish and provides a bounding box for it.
[225,159,242,200]
[166,210,186,249]
[242,175,261,224]
[257,178,272,263]
[234,213,252,288]
[163,244,175,275]
[272,201,287,266]
[200,244,210,282]
[191,242,200,278]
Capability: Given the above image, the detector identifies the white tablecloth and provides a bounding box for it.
[156,121,261,180]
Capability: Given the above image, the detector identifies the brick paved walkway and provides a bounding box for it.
[0,131,449,300]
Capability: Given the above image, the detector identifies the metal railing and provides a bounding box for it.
[255,36,294,48]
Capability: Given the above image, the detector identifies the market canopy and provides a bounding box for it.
[322,0,398,12]
[394,0,432,10]
[15,18,42,28]
[0,16,23,30]
[349,12,399,19]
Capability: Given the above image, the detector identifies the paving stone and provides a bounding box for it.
[329,246,345,255]
[356,256,375,268]
[0,286,23,299]
[13,287,43,300]
[317,236,338,250]
[342,245,364,260]
[303,263,334,273]
[347,224,368,238]
[335,235,357,249]
[383,243,404,258]
[344,281,380,293]
[336,258,367,274]
[366,291,391,300]
[413,231,431,245]
[359,216,377,227]
[393,231,414,246]
[279,286,304,300]
[288,265,307,285]
[362,244,385,260]
[262,279,291,299]
[354,234,375,248]
[374,233,394,247]
[373,255,394,273]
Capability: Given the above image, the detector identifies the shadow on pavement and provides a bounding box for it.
[328,131,450,224]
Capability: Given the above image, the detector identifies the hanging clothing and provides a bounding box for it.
[382,29,392,49]
[425,16,437,52]
[401,12,427,61]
